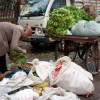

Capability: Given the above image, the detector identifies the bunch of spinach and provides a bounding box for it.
[46,6,93,36]
[9,50,27,65]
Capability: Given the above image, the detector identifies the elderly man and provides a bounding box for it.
[0,22,32,73]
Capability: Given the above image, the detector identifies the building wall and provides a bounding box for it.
[74,0,100,10]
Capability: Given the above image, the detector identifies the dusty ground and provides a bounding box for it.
[6,41,100,100]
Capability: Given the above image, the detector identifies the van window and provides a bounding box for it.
[50,0,66,12]
[20,0,50,17]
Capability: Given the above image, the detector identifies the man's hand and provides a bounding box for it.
[22,49,27,54]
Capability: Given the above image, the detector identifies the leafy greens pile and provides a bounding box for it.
[46,6,93,36]
[9,50,27,65]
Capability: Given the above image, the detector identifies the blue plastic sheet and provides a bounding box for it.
[5,68,31,78]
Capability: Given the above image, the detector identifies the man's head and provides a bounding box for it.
[22,25,32,37]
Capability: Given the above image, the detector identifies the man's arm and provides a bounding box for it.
[10,28,23,53]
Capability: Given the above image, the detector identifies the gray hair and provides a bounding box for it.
[23,25,32,31]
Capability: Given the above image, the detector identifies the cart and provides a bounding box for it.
[50,35,100,75]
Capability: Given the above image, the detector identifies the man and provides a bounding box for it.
[0,22,32,73]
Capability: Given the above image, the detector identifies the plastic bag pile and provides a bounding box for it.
[0,57,94,100]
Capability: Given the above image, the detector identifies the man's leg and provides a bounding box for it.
[0,55,7,73]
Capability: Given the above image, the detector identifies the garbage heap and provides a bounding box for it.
[0,56,94,100]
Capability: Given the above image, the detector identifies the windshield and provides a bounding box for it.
[20,0,50,17]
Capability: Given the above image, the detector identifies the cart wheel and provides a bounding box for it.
[54,41,64,60]
[68,51,77,61]
[78,43,86,60]
[64,41,77,61]
[58,40,65,51]
[85,42,100,75]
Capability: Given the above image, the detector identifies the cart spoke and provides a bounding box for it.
[85,42,100,75]
[87,57,94,64]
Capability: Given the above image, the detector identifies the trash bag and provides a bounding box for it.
[71,20,100,36]
[37,87,80,100]
[28,58,53,84]
[71,20,87,36]
[49,56,94,95]
[0,71,33,87]
[5,86,39,100]
[0,71,33,96]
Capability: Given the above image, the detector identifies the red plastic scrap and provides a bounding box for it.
[53,61,62,78]
[86,92,90,97]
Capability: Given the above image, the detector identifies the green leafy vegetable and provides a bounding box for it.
[46,6,93,36]
[9,50,27,65]
[33,71,39,77]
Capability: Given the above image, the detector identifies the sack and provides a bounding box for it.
[0,71,33,96]
[49,56,94,95]
[37,87,80,100]
[71,20,87,36]
[71,20,100,36]
[28,59,53,84]
[5,86,39,100]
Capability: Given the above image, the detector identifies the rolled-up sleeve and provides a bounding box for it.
[10,28,23,53]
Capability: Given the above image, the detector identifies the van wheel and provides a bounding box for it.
[30,42,40,48]
[58,40,65,51]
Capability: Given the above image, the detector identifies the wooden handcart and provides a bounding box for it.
[50,35,100,75]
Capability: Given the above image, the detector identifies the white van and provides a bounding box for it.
[18,0,74,47]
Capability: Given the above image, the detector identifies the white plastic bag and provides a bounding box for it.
[83,21,100,36]
[49,56,94,95]
[71,20,100,36]
[0,96,8,100]
[4,71,33,87]
[6,71,27,86]
[0,71,33,96]
[28,58,53,84]
[37,87,80,100]
[5,87,39,100]
[71,20,87,36]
